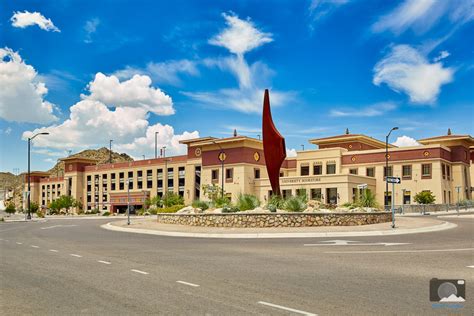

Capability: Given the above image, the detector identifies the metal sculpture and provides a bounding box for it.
[262,89,286,196]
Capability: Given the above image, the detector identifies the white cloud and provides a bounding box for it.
[308,0,350,31]
[373,45,454,104]
[84,18,100,43]
[330,102,397,117]
[392,135,420,147]
[372,0,474,35]
[433,50,450,62]
[286,148,297,157]
[209,12,273,56]
[11,11,60,32]
[85,73,174,115]
[0,48,58,124]
[113,59,199,86]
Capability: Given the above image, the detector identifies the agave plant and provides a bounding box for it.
[236,194,260,211]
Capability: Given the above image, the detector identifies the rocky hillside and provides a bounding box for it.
[1,147,133,209]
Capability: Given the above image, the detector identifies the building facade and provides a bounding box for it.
[25,131,473,212]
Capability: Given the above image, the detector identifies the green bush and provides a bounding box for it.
[30,202,39,213]
[157,205,184,213]
[266,195,285,212]
[342,202,352,208]
[214,195,230,208]
[148,208,158,215]
[5,203,15,214]
[146,196,163,208]
[355,189,378,208]
[192,200,210,210]
[36,210,45,218]
[414,191,436,204]
[283,196,306,212]
[162,192,184,207]
[222,205,240,213]
[102,212,111,216]
[236,194,260,211]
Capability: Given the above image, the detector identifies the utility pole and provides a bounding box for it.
[385,127,398,210]
[154,132,159,159]
[109,140,113,164]
[27,132,49,220]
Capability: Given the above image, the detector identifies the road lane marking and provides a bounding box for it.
[30,245,39,248]
[325,248,474,254]
[304,242,410,247]
[41,225,77,230]
[98,260,111,265]
[176,280,200,287]
[49,249,59,252]
[131,269,149,275]
[258,301,317,316]
[70,254,82,258]
[467,265,474,269]
[16,242,22,245]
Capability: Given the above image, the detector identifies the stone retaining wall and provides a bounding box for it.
[156,212,391,228]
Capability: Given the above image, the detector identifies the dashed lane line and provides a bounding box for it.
[325,248,474,254]
[98,260,111,265]
[70,254,82,258]
[49,249,59,252]
[30,245,39,248]
[131,269,149,275]
[467,265,474,269]
[16,242,22,245]
[258,301,317,316]
[176,280,200,287]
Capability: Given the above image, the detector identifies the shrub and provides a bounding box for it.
[36,210,45,218]
[30,202,39,213]
[0,217,4,222]
[222,205,240,213]
[192,200,210,211]
[266,195,285,212]
[77,208,85,215]
[236,194,260,211]
[102,212,111,216]
[162,192,184,207]
[283,196,306,212]
[146,196,163,208]
[356,189,378,208]
[157,205,184,213]
[414,191,436,204]
[342,202,352,208]
[5,203,15,214]
[214,195,230,208]
[296,188,308,204]
[148,208,158,215]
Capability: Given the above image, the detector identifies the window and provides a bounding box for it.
[311,188,322,201]
[111,173,116,180]
[300,165,310,176]
[282,189,292,199]
[128,171,133,179]
[146,170,153,189]
[211,169,219,182]
[167,168,174,188]
[402,165,412,179]
[313,164,322,175]
[349,168,358,175]
[421,164,431,178]
[103,174,107,179]
[178,167,185,187]
[225,168,233,182]
[383,166,393,178]
[326,163,336,175]
[254,168,260,179]
[442,164,446,179]
[446,165,451,180]
[403,190,411,204]
[366,167,375,177]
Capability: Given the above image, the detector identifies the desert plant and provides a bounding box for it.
[5,203,15,214]
[222,205,240,213]
[30,202,39,213]
[146,195,163,208]
[36,210,45,218]
[266,195,285,212]
[102,211,111,216]
[214,195,231,208]
[296,188,308,203]
[414,191,436,204]
[162,192,184,207]
[283,196,306,212]
[192,200,210,211]
[157,205,184,213]
[356,189,378,208]
[236,194,260,211]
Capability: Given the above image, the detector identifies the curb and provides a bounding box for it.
[101,220,457,239]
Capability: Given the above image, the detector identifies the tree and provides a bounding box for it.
[56,195,76,214]
[146,196,163,208]
[414,191,436,204]
[162,192,184,207]
[5,203,15,214]
[30,201,39,213]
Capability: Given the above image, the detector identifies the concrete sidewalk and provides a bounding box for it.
[103,216,457,239]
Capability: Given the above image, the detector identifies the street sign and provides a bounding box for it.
[386,176,401,184]
[357,184,368,189]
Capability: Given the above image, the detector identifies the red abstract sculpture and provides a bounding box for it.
[262,89,286,196]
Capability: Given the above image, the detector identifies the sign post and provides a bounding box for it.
[386,177,401,228]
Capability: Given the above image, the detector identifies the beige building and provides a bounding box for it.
[26,131,473,212]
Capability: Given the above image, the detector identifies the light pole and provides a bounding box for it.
[142,155,145,160]
[162,146,166,158]
[212,141,225,197]
[154,132,159,159]
[385,127,398,210]
[127,178,131,225]
[301,144,304,151]
[27,132,49,220]
[455,186,461,214]
[109,140,113,164]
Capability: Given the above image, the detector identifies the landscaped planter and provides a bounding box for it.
[156,212,391,228]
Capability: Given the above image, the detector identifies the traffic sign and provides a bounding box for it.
[357,184,368,189]
[386,176,401,184]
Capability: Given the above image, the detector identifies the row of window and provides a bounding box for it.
[348,164,433,179]
[300,163,336,176]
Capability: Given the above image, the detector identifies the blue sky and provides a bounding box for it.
[1,0,473,173]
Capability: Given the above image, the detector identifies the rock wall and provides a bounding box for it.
[156,212,391,228]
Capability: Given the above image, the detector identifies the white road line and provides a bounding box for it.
[98,260,111,265]
[49,249,59,252]
[131,269,149,275]
[70,254,82,258]
[41,225,77,230]
[176,280,200,287]
[325,248,474,254]
[258,301,317,316]
[467,265,474,269]
[16,242,22,245]
[30,245,39,248]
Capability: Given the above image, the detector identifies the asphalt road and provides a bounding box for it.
[1,215,473,315]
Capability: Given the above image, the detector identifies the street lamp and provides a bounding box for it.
[212,140,225,198]
[385,127,398,209]
[27,132,49,220]
[127,178,132,225]
[109,140,113,164]
[301,144,305,151]
[162,146,166,158]
[154,132,159,159]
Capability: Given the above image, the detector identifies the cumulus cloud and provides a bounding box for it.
[209,12,273,56]
[0,48,58,124]
[330,102,397,117]
[85,73,174,115]
[373,45,454,104]
[392,135,420,147]
[11,11,60,32]
[113,59,199,86]
[372,0,474,35]
[286,148,297,157]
